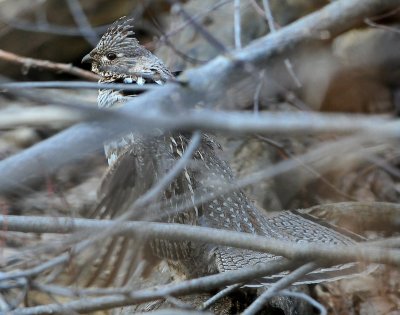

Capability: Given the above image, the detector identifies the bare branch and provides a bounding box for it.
[0,0,397,194]
[234,0,242,49]
[0,49,99,81]
[0,111,393,198]
[132,131,201,212]
[201,284,241,310]
[0,81,156,91]
[242,263,318,315]
[261,0,276,32]
[160,0,232,40]
[1,214,400,268]
[0,107,82,129]
[1,16,109,37]
[169,1,229,54]
[6,260,297,315]
[280,290,327,315]
[66,0,99,46]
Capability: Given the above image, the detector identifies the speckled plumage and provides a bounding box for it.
[82,18,366,286]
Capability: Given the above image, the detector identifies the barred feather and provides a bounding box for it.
[80,17,372,287]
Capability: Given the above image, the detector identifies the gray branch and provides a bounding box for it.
[0,0,397,196]
[1,215,399,268]
[8,260,296,315]
[243,263,318,315]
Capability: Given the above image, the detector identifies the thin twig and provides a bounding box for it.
[132,131,202,211]
[280,290,327,315]
[249,0,268,17]
[284,58,302,88]
[261,0,302,87]
[261,0,276,32]
[0,107,82,129]
[66,0,99,46]
[0,49,99,81]
[169,0,229,54]
[7,260,297,314]
[284,91,311,111]
[158,33,209,64]
[0,81,157,91]
[365,155,400,180]
[365,18,400,34]
[253,70,265,113]
[234,0,242,49]
[200,284,241,310]
[255,135,358,201]
[242,263,318,315]
[1,17,109,36]
[159,0,232,41]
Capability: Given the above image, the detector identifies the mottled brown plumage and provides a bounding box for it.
[81,17,367,286]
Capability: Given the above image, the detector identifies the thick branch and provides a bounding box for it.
[0,110,394,196]
[0,0,397,194]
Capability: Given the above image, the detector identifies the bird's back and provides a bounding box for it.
[97,131,364,284]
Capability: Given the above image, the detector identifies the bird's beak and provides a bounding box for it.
[81,54,93,64]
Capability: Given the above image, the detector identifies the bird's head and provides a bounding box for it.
[82,17,171,85]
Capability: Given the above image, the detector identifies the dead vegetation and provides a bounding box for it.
[0,0,399,314]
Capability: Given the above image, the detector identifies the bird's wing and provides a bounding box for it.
[64,145,159,288]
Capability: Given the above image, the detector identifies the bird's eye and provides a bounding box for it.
[106,52,117,60]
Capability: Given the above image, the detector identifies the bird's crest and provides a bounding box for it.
[97,17,139,53]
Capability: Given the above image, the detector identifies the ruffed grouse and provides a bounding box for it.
[81,17,366,287]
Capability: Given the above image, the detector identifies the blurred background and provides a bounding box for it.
[0,0,170,79]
